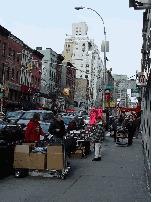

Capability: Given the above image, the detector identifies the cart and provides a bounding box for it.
[14,137,70,180]
[116,126,128,147]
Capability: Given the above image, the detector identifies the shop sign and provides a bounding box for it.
[105,93,110,99]
[131,88,140,97]
[137,72,146,86]
[110,101,116,108]
[8,82,21,91]
[63,87,70,95]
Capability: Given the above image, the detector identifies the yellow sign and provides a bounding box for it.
[27,63,31,73]
[63,87,70,95]
[105,102,109,108]
[110,101,116,108]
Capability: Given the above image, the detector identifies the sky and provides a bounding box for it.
[0,0,144,101]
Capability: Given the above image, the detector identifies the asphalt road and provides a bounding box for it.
[0,133,150,202]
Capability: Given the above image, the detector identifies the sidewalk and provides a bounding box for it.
[55,133,151,202]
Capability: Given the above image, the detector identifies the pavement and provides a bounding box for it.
[0,132,151,202]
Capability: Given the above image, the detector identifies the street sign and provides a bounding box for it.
[131,88,140,97]
[137,72,146,86]
[106,85,114,89]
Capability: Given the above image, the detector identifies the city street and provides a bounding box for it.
[0,132,150,202]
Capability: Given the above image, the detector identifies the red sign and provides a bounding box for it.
[105,93,110,99]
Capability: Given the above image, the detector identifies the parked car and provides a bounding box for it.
[17,110,54,128]
[61,116,75,130]
[1,110,26,124]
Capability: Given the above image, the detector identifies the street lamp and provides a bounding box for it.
[75,6,108,110]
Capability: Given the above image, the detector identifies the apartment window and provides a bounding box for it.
[9,48,11,57]
[7,67,10,80]
[17,55,19,62]
[13,50,15,60]
[1,63,4,77]
[82,43,85,46]
[86,64,89,67]
[3,43,6,56]
[38,79,40,89]
[12,68,14,79]
[32,76,34,86]
[35,77,37,87]
[16,71,18,81]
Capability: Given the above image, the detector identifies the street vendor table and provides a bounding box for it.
[76,140,91,155]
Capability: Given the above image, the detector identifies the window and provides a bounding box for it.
[16,71,18,81]
[1,63,4,77]
[7,67,10,80]
[38,79,40,89]
[86,64,89,67]
[17,55,19,62]
[12,69,14,79]
[3,43,6,56]
[13,50,15,60]
[9,48,11,57]
[35,77,37,87]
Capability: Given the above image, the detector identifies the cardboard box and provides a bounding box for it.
[29,153,46,170]
[71,150,83,159]
[13,153,30,168]
[47,145,63,154]
[47,153,63,170]
[14,145,30,153]
[77,146,85,154]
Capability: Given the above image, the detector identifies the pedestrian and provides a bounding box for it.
[67,116,79,132]
[92,116,104,161]
[126,119,136,146]
[119,115,124,125]
[48,113,65,140]
[112,118,121,142]
[25,113,46,143]
[109,117,115,136]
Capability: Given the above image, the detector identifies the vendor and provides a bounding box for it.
[25,113,46,143]
[67,116,79,132]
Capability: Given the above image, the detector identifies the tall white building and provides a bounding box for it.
[112,74,128,107]
[62,22,103,109]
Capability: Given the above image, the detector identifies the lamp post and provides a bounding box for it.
[75,6,107,110]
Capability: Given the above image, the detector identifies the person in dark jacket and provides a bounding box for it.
[119,115,124,125]
[92,116,104,161]
[126,119,136,146]
[48,113,65,140]
[67,117,78,132]
[112,118,121,142]
[25,113,46,143]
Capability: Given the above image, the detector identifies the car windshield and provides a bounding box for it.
[7,112,13,117]
[7,111,23,118]
[22,112,44,120]
[40,124,50,134]
[62,117,74,125]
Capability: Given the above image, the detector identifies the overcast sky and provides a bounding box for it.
[1,0,144,101]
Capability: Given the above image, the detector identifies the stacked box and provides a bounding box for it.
[47,145,63,170]
[71,150,83,159]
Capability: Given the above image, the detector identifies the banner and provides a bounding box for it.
[90,108,102,124]
[63,87,70,95]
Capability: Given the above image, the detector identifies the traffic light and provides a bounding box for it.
[32,95,35,100]
[27,63,31,73]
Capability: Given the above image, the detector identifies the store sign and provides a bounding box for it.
[137,72,146,86]
[105,93,110,99]
[106,85,114,89]
[110,101,116,108]
[131,88,140,97]
[8,82,21,91]
[90,108,102,124]
[63,87,70,95]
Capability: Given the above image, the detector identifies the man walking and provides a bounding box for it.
[126,119,136,146]
[112,118,121,142]
[92,116,104,161]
